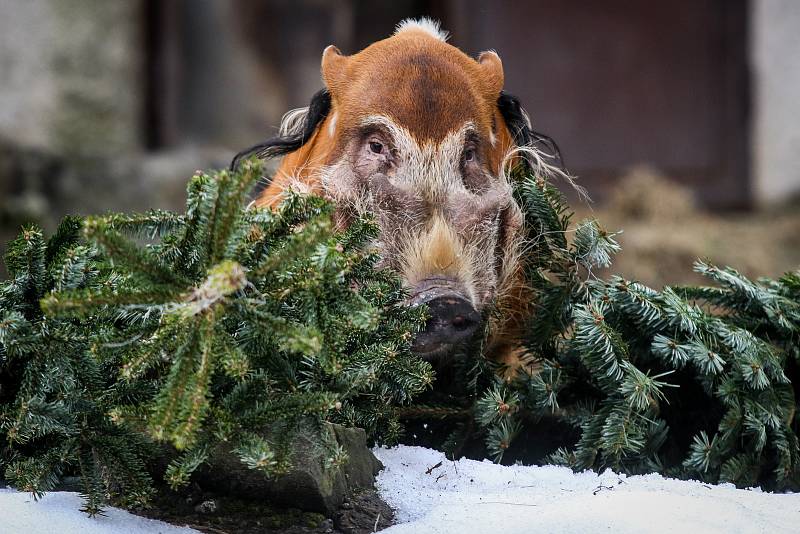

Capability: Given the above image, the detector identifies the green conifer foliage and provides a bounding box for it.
[1,160,432,513]
[0,218,153,515]
[1,155,797,517]
[464,165,800,490]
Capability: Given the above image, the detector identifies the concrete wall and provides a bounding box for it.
[0,0,239,240]
[751,0,800,204]
[0,0,143,157]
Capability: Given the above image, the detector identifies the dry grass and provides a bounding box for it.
[575,166,800,288]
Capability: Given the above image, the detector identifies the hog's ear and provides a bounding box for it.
[496,91,532,147]
[229,44,343,170]
[477,50,504,98]
[496,90,565,170]
[322,45,349,96]
[229,89,332,171]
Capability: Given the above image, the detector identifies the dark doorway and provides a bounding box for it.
[447,0,750,207]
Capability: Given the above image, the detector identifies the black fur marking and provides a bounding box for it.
[229,89,332,172]
[497,90,566,171]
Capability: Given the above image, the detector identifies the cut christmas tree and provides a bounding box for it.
[1,160,432,514]
[414,163,800,491]
[1,156,797,520]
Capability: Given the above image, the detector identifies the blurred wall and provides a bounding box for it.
[0,0,153,264]
[451,0,750,207]
[0,0,142,156]
[0,0,243,248]
[751,0,800,205]
[0,0,799,254]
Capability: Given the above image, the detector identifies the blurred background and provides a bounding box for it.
[0,0,798,285]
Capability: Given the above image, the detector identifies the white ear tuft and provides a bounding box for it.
[394,17,449,42]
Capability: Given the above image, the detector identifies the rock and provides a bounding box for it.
[332,424,383,490]
[194,499,218,514]
[200,423,383,515]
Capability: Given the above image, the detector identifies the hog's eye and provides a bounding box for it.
[369,140,384,154]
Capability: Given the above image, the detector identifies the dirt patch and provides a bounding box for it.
[129,484,394,534]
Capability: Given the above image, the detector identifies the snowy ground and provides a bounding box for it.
[0,488,198,534]
[3,446,799,533]
[374,446,800,534]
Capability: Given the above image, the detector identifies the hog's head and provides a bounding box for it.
[235,19,569,360]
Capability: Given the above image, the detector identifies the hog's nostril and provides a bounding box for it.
[412,291,481,357]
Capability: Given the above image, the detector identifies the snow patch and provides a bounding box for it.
[375,445,800,534]
[0,488,198,534]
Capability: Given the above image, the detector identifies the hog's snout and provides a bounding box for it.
[410,279,481,357]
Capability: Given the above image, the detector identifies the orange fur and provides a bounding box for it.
[258,24,530,371]
[258,27,514,207]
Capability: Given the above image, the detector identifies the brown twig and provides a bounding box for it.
[592,484,615,495]
[425,461,443,475]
